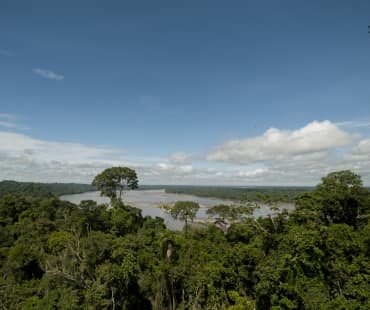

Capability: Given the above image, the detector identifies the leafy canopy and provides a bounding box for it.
[169,201,200,224]
[1,169,370,309]
[316,170,370,227]
[92,167,138,202]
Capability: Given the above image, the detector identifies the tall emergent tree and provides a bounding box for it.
[92,167,138,202]
[316,170,370,227]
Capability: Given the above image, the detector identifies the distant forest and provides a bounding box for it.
[0,181,312,203]
[1,181,368,205]
[162,185,313,203]
[0,180,96,198]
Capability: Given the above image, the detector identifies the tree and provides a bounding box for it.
[207,204,233,223]
[316,170,370,227]
[171,201,199,224]
[164,201,200,236]
[207,204,238,231]
[207,203,255,222]
[92,167,138,202]
[207,203,257,233]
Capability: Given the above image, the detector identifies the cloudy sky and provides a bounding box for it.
[1,0,370,185]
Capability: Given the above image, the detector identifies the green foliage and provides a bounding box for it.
[92,166,138,202]
[316,170,370,227]
[0,170,369,309]
[164,185,312,203]
[163,201,200,236]
[0,180,95,198]
[48,231,72,254]
[207,203,256,221]
[170,201,200,223]
[225,291,256,310]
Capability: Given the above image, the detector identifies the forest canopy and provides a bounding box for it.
[0,180,95,198]
[0,169,369,309]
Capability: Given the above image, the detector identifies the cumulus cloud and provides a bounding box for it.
[348,139,370,158]
[0,131,200,184]
[0,132,117,163]
[0,131,123,182]
[0,119,370,185]
[203,120,370,185]
[207,121,356,164]
[33,68,64,81]
[343,139,370,176]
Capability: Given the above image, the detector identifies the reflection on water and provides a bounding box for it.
[60,189,295,230]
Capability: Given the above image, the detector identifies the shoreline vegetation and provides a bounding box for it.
[162,185,312,203]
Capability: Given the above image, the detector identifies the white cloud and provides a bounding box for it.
[207,121,356,164]
[0,131,198,184]
[33,68,64,81]
[202,120,370,185]
[169,152,193,164]
[152,163,193,175]
[179,165,193,173]
[0,119,369,185]
[0,132,123,183]
[0,132,117,164]
[344,139,370,167]
[236,168,268,178]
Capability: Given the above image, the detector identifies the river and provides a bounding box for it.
[60,189,295,230]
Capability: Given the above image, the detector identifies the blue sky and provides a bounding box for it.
[1,0,370,185]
